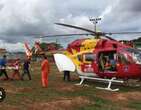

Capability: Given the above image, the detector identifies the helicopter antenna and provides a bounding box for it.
[89,17,101,32]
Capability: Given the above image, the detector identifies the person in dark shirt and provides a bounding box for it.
[21,58,31,80]
[63,71,70,81]
[0,55,9,80]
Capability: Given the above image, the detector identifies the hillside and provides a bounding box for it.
[132,37,141,48]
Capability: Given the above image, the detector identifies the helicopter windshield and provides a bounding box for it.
[124,48,141,64]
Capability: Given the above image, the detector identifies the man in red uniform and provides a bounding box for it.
[41,55,50,88]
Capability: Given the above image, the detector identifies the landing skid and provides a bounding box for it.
[124,79,141,87]
[96,87,119,92]
[76,76,124,91]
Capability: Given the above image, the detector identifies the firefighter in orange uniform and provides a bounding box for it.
[41,55,50,87]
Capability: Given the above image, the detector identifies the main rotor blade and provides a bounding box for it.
[37,33,92,38]
[106,32,141,35]
[55,23,96,34]
[55,23,141,36]
[103,35,116,41]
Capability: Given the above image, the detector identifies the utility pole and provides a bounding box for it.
[89,17,101,32]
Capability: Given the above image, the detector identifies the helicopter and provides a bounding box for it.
[38,22,141,91]
[24,41,45,59]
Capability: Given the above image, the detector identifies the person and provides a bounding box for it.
[11,59,21,80]
[21,58,31,80]
[41,55,50,88]
[104,57,111,70]
[0,55,9,80]
[110,59,116,71]
[63,71,70,81]
[99,53,105,71]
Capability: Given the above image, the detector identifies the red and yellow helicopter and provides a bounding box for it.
[37,22,141,91]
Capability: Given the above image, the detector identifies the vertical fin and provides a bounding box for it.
[24,42,32,58]
[34,41,44,54]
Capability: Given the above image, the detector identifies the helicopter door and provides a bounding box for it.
[99,51,117,73]
[116,53,133,76]
[81,53,96,73]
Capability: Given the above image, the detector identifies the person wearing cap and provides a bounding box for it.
[0,55,9,80]
[63,71,70,81]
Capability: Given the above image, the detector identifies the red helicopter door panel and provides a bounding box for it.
[116,52,140,78]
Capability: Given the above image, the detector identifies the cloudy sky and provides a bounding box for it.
[0,0,141,52]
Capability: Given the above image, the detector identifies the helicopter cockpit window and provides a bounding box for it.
[99,51,117,71]
[117,53,130,64]
[124,48,141,64]
[84,53,95,62]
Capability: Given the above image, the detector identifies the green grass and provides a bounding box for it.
[0,62,141,110]
[128,101,141,110]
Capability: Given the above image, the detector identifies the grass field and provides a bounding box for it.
[0,62,141,110]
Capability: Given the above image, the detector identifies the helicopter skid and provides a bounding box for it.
[95,87,119,92]
[76,76,124,91]
[75,77,85,86]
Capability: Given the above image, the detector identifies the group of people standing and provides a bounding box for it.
[0,54,70,88]
[0,55,50,88]
[0,55,31,81]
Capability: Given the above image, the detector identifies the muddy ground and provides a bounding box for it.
[0,62,141,110]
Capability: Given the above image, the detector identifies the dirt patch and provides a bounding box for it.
[0,104,20,110]
[54,83,82,92]
[118,92,141,101]
[1,83,18,94]
[120,107,135,110]
[17,87,33,92]
[97,91,141,102]
[28,96,91,110]
[1,83,32,94]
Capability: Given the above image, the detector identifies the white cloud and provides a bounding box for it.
[0,40,24,52]
[0,0,140,51]
[99,0,119,19]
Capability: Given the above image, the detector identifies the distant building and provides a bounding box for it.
[6,52,25,61]
[119,40,134,47]
[0,48,7,53]
[42,43,59,51]
[0,48,7,57]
